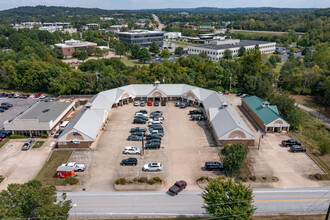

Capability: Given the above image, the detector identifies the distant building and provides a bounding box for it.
[39,26,63,33]
[118,30,164,47]
[109,25,128,34]
[164,32,182,39]
[42,22,71,27]
[179,12,189,16]
[63,28,77,35]
[4,101,75,137]
[86,23,100,28]
[242,96,290,132]
[100,17,113,21]
[54,39,97,58]
[135,22,146,28]
[188,39,276,61]
[198,25,214,32]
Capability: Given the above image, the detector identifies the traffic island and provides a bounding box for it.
[113,177,164,191]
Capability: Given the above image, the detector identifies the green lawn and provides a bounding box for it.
[32,141,45,149]
[230,30,288,37]
[120,58,149,67]
[35,150,73,186]
[0,138,10,148]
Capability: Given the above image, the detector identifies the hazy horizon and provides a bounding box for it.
[0,0,329,11]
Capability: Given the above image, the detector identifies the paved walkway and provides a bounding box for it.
[296,104,330,128]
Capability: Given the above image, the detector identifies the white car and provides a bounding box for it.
[143,162,163,172]
[148,119,162,125]
[146,130,164,136]
[135,112,147,117]
[134,100,140,106]
[61,162,87,172]
[39,94,47,99]
[123,146,141,154]
[29,94,35,99]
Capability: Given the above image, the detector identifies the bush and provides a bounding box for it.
[65,176,79,185]
[198,176,207,181]
[132,177,139,182]
[319,140,330,155]
[314,173,322,180]
[41,134,48,139]
[115,178,127,185]
[152,176,163,183]
[9,134,25,139]
[250,176,257,181]
[240,177,248,182]
[147,179,155,185]
[138,177,148,183]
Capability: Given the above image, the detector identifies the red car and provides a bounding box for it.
[147,100,153,106]
[35,93,41,98]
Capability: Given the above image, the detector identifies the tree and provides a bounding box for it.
[149,42,160,54]
[238,46,246,57]
[161,49,170,58]
[223,143,248,174]
[202,178,255,218]
[286,107,304,131]
[174,46,185,56]
[223,49,232,59]
[94,47,103,59]
[319,139,330,155]
[0,180,71,219]
[131,44,140,58]
[77,49,88,62]
[115,42,126,58]
[137,47,151,63]
[86,46,95,56]
[240,49,264,77]
[199,52,207,59]
[255,44,260,50]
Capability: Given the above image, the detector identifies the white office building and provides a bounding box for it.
[164,32,182,39]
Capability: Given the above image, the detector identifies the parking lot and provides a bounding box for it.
[74,101,223,191]
[226,94,325,188]
[0,139,53,191]
[0,98,38,127]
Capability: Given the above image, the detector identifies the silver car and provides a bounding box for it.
[143,162,163,171]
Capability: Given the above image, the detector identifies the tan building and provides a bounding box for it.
[54,39,97,58]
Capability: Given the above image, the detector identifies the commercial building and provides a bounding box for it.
[58,83,255,148]
[198,25,214,32]
[242,96,290,133]
[42,22,71,27]
[4,101,75,137]
[188,39,276,61]
[108,25,128,34]
[118,30,164,47]
[164,32,182,39]
[39,26,63,33]
[54,39,97,58]
[86,23,100,28]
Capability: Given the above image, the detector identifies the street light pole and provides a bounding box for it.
[142,131,145,155]
[72,204,77,218]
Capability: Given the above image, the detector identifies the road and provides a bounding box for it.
[152,13,165,31]
[296,104,330,128]
[65,187,330,218]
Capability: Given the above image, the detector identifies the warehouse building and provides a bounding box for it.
[118,30,164,47]
[242,96,290,133]
[188,39,276,61]
[4,101,75,137]
[58,83,255,148]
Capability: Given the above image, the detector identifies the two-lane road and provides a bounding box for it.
[64,187,330,218]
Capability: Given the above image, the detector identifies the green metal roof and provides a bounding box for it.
[243,96,285,125]
[199,25,213,28]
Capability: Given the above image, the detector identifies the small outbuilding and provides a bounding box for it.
[242,95,290,133]
[56,166,74,178]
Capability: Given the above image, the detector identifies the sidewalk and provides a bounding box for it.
[296,104,330,128]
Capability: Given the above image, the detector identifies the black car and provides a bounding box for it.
[0,129,11,136]
[189,109,203,115]
[161,100,166,106]
[121,158,138,166]
[146,139,161,144]
[148,124,163,130]
[180,102,189,108]
[145,142,161,149]
[54,129,64,138]
[137,110,148,114]
[135,115,148,121]
[131,131,145,136]
[127,135,143,141]
[0,108,5,112]
[151,111,163,116]
[133,118,147,124]
[290,145,306,152]
[1,103,13,108]
[0,133,6,139]
[282,139,301,147]
[191,114,205,121]
[205,162,224,171]
[236,93,243,96]
[146,134,162,140]
[154,101,159,106]
[0,105,9,110]
[130,127,147,133]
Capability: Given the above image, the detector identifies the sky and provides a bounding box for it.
[0,0,329,11]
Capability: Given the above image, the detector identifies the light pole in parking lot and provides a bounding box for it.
[258,130,264,150]
[142,132,145,155]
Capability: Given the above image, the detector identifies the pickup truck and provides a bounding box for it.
[169,180,187,195]
[61,162,87,172]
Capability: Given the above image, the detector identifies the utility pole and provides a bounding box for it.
[142,131,145,155]
[325,203,330,220]
[258,130,263,150]
[229,72,232,92]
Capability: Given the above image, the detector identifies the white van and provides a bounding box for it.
[60,121,70,129]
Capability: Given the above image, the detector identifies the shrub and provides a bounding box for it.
[314,173,322,180]
[262,176,267,180]
[198,176,207,181]
[319,140,330,155]
[132,177,139,182]
[240,177,248,182]
[138,177,148,183]
[250,176,257,181]
[147,179,155,185]
[65,176,79,185]
[115,178,127,185]
[152,176,163,183]
[9,134,25,139]
[41,134,49,139]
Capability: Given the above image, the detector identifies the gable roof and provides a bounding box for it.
[243,95,288,125]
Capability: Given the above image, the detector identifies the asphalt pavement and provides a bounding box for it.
[64,187,330,218]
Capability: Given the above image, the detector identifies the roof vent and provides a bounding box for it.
[86,103,92,109]
[262,101,270,108]
[154,81,160,86]
[222,102,228,108]
[42,109,50,113]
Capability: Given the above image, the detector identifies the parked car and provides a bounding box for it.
[133,118,147,124]
[140,101,146,106]
[1,103,13,108]
[61,162,87,172]
[149,118,163,123]
[154,101,159,106]
[236,93,243,96]
[130,127,147,133]
[149,126,164,132]
[191,114,206,121]
[131,131,145,136]
[205,162,224,171]
[0,105,9,110]
[0,108,5,113]
[135,115,148,121]
[0,129,11,137]
[146,130,164,136]
[143,162,163,171]
[146,139,161,144]
[138,110,148,114]
[127,135,143,141]
[145,142,161,149]
[149,124,163,129]
[147,100,153,106]
[135,112,147,117]
[134,100,140,106]
[150,111,163,116]
[290,145,306,153]
[0,133,6,138]
[189,109,203,115]
[179,102,189,108]
[146,134,162,140]
[161,100,166,106]
[282,139,301,147]
[21,139,35,151]
[121,158,138,166]
[169,180,187,195]
[54,129,64,138]
[44,97,55,102]
[39,94,47,99]
[175,101,181,107]
[123,146,141,154]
